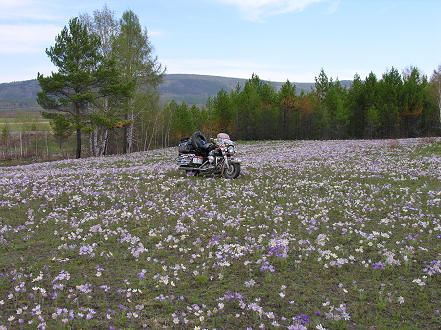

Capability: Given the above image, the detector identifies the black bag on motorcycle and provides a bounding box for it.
[178,138,193,153]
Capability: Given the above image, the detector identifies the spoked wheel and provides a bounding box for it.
[223,162,240,179]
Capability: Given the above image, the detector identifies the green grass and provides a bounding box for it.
[0,139,440,328]
[0,110,50,132]
[0,119,50,132]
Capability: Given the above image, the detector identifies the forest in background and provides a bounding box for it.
[1,5,441,163]
[180,67,441,142]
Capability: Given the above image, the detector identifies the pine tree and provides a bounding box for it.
[402,67,427,137]
[278,80,297,139]
[37,17,121,158]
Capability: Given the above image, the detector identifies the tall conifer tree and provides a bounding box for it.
[37,17,123,158]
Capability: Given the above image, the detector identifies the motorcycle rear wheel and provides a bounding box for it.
[223,163,240,179]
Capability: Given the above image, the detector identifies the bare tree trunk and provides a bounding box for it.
[166,123,171,147]
[140,120,144,150]
[127,109,134,153]
[45,131,48,157]
[98,98,109,156]
[89,127,103,157]
[89,132,95,157]
[162,124,165,148]
[76,128,81,159]
[20,131,23,157]
[439,81,441,125]
[147,111,159,150]
[101,130,108,156]
[143,122,150,151]
[93,127,98,156]
[143,115,152,151]
[124,100,134,154]
[165,111,172,147]
[123,124,127,154]
[75,102,82,159]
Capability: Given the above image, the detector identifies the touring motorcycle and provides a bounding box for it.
[177,131,241,179]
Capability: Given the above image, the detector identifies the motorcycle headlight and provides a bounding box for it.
[227,146,235,154]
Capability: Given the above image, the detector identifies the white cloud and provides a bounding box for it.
[327,0,340,15]
[0,24,61,54]
[0,0,34,9]
[0,0,59,21]
[218,0,327,21]
[148,30,165,38]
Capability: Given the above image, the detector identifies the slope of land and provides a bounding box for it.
[0,138,440,329]
[0,74,352,112]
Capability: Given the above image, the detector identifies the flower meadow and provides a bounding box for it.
[0,138,440,329]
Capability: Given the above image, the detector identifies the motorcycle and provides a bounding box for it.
[177,131,241,179]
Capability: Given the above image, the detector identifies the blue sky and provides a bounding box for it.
[1,0,440,83]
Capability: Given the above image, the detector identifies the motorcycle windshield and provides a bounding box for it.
[217,133,230,140]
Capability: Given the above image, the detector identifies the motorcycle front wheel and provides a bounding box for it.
[223,162,240,179]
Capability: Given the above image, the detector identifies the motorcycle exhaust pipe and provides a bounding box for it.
[178,167,209,172]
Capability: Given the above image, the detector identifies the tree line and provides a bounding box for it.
[173,68,441,142]
[38,6,441,159]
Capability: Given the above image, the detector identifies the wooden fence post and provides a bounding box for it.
[45,131,48,157]
[20,131,23,158]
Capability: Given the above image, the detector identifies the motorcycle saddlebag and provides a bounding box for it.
[178,138,193,153]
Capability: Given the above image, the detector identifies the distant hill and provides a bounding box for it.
[0,80,41,110]
[158,74,328,104]
[0,74,352,112]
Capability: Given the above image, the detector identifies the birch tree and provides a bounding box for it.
[81,6,120,156]
[112,10,165,153]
